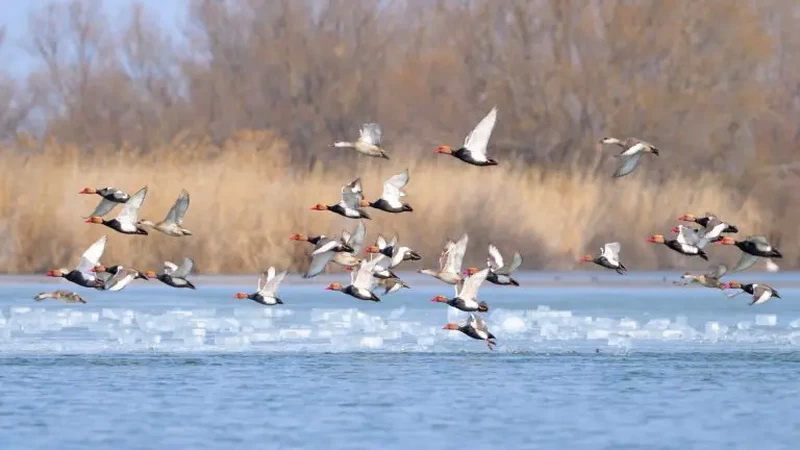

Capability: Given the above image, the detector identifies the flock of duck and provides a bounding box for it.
[36,107,784,350]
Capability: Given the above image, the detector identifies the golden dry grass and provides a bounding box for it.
[0,130,778,274]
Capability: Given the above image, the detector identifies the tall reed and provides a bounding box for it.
[0,130,778,274]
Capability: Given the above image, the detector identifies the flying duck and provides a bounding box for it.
[146,258,196,289]
[466,244,522,285]
[34,290,87,304]
[80,187,130,218]
[92,265,148,291]
[298,221,364,278]
[139,189,192,236]
[432,267,490,312]
[361,169,412,213]
[85,186,148,235]
[435,107,498,166]
[678,213,738,236]
[377,277,410,295]
[331,123,389,159]
[46,236,107,288]
[325,257,382,302]
[679,264,728,289]
[646,234,708,260]
[365,234,421,269]
[715,236,782,272]
[443,313,497,350]
[724,282,781,305]
[599,137,659,178]
[418,233,468,285]
[311,178,370,219]
[235,267,287,305]
[578,242,627,274]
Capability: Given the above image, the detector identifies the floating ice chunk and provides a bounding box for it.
[388,307,406,320]
[662,330,682,339]
[416,336,435,347]
[737,321,752,330]
[618,318,639,330]
[705,321,721,334]
[607,336,631,348]
[501,316,527,333]
[540,323,559,339]
[10,307,32,315]
[359,336,383,349]
[587,329,610,340]
[755,314,777,327]
[278,329,312,339]
[215,335,250,346]
[645,319,671,330]
[790,318,800,329]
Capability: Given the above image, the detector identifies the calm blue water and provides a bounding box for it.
[2,272,800,449]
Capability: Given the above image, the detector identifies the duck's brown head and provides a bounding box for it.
[724,281,741,289]
[144,270,158,278]
[463,267,480,275]
[46,269,67,277]
[577,255,594,263]
[434,145,452,154]
[646,234,665,244]
[669,226,680,233]
[79,187,96,194]
[234,292,249,299]
[431,295,448,303]
[91,265,107,273]
[310,204,328,211]
[85,216,103,224]
[442,323,459,330]
[677,213,696,222]
[289,233,307,241]
[325,282,343,291]
[365,245,380,254]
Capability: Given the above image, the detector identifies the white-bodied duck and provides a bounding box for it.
[139,189,192,236]
[600,136,659,178]
[332,123,389,159]
[418,234,468,285]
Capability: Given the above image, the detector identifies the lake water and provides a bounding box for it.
[1,272,800,449]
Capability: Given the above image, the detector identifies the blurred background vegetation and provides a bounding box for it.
[0,0,796,273]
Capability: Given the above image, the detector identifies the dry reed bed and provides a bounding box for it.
[0,133,778,274]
